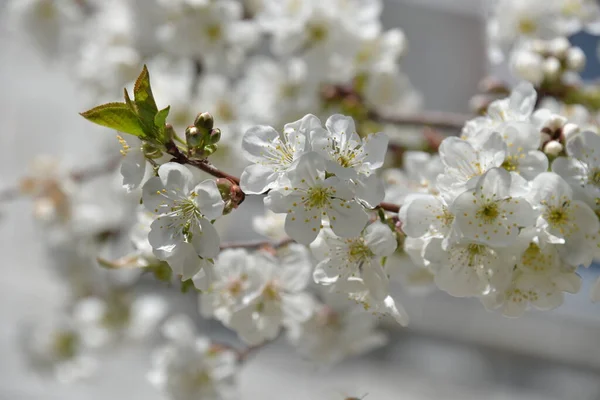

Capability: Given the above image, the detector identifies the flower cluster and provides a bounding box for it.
[397,83,600,316]
[240,113,407,323]
[8,0,600,397]
[487,0,600,63]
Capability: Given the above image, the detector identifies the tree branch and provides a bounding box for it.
[220,238,294,250]
[165,140,240,185]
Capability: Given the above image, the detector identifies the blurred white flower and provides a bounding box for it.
[149,315,239,400]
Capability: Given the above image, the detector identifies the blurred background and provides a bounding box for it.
[1,0,600,399]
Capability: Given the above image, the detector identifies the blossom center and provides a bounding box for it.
[476,202,500,223]
[37,0,57,19]
[520,243,553,273]
[465,243,486,267]
[518,18,537,35]
[262,281,281,301]
[347,240,374,263]
[588,168,600,187]
[52,331,79,360]
[305,186,332,208]
[544,202,570,229]
[172,195,201,221]
[501,156,519,172]
[205,24,222,42]
[307,23,329,43]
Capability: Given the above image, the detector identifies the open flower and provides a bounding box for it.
[199,249,263,325]
[311,222,397,301]
[529,172,599,266]
[149,315,239,400]
[265,152,368,244]
[451,168,536,247]
[227,244,315,345]
[240,115,317,194]
[142,163,224,287]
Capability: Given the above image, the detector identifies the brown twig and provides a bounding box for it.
[220,237,294,250]
[165,140,240,185]
[378,202,400,213]
[165,140,402,213]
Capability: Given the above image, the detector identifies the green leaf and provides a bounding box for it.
[154,106,171,139]
[123,88,135,111]
[133,65,159,130]
[80,102,145,137]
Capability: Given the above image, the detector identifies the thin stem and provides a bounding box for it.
[220,238,294,250]
[165,140,241,185]
[378,202,400,213]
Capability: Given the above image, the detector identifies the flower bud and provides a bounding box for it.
[216,178,244,215]
[209,128,221,144]
[530,39,547,54]
[194,112,214,131]
[203,144,218,156]
[544,140,564,157]
[566,47,586,72]
[548,37,570,58]
[185,125,204,148]
[542,57,561,80]
[510,50,544,84]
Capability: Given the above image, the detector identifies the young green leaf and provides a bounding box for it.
[80,102,146,137]
[154,106,171,139]
[133,65,159,129]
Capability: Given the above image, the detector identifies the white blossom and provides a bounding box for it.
[311,222,397,301]
[252,209,288,241]
[20,314,96,383]
[156,0,259,72]
[528,172,599,266]
[482,236,581,316]
[437,132,507,200]
[451,168,536,247]
[142,163,224,286]
[311,114,388,205]
[553,130,600,207]
[287,301,388,364]
[199,249,263,325]
[265,151,368,244]
[149,315,238,400]
[240,115,317,194]
[117,135,148,192]
[227,245,315,345]
[73,294,168,347]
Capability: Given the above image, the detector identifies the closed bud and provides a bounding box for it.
[548,37,570,58]
[566,47,586,72]
[209,128,221,144]
[185,125,204,148]
[510,50,544,85]
[542,57,561,80]
[204,144,218,156]
[194,112,214,131]
[216,178,244,215]
[544,140,564,157]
